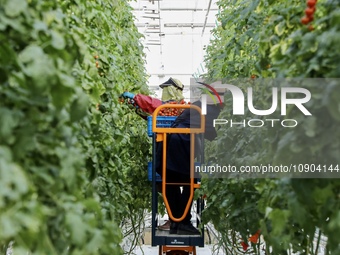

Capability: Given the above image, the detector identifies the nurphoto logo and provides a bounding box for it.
[200,83,312,128]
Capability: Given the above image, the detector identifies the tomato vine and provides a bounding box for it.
[201,0,340,254]
[0,0,150,254]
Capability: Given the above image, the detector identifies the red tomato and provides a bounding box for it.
[301,16,310,25]
[305,7,315,17]
[307,0,316,8]
[241,241,249,251]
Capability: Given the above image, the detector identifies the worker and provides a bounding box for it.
[120,79,224,235]
[155,99,222,235]
[121,77,185,231]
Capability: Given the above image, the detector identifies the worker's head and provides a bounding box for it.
[159,77,184,102]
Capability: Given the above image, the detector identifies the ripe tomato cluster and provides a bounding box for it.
[301,0,317,30]
[119,97,137,110]
[94,55,104,76]
[94,55,100,68]
[240,229,261,251]
[158,100,190,116]
[118,97,125,104]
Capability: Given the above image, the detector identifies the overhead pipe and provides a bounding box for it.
[202,0,213,36]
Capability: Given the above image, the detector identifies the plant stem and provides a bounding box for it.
[314,229,321,255]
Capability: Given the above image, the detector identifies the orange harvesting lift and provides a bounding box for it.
[148,104,206,255]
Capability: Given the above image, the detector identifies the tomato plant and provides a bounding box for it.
[201,0,340,254]
[0,0,151,254]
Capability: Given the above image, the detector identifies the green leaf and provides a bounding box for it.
[65,212,87,245]
[19,45,44,64]
[325,83,340,121]
[85,230,104,252]
[19,45,55,91]
[51,31,66,50]
[70,91,89,122]
[268,209,290,235]
[0,146,12,161]
[50,84,74,109]
[303,116,317,137]
[4,0,27,17]
[312,185,333,205]
[274,21,285,36]
[0,108,20,140]
[0,41,16,64]
[329,211,340,231]
[0,213,19,238]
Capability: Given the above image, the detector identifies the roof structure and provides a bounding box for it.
[130,0,219,96]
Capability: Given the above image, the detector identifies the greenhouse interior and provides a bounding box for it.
[1,0,339,254]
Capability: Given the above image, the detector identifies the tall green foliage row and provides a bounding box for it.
[0,0,151,254]
[202,0,340,254]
